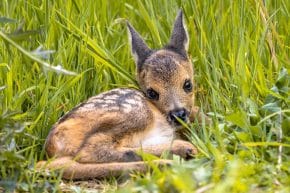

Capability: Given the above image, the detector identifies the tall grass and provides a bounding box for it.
[0,0,289,192]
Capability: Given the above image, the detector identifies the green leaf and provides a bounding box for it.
[234,131,251,142]
[225,110,249,129]
[0,17,17,23]
[7,29,41,42]
[276,67,288,89]
[261,102,281,114]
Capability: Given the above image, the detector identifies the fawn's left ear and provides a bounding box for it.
[127,22,152,71]
[167,10,189,57]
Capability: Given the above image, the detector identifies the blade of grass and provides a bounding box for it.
[0,31,77,76]
[54,10,136,84]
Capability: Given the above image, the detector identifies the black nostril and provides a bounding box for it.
[177,109,186,119]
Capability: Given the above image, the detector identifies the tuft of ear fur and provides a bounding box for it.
[166,10,189,58]
[127,22,152,71]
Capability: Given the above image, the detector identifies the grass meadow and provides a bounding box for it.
[0,0,289,192]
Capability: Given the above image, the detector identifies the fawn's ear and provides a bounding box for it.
[167,10,189,57]
[127,22,152,71]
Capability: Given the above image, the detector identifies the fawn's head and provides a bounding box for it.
[128,10,195,126]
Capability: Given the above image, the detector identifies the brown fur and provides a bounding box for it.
[37,10,204,180]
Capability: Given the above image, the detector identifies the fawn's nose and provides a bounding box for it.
[168,108,188,125]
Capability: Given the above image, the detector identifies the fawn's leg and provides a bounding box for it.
[77,135,197,163]
[120,139,197,159]
[75,133,144,163]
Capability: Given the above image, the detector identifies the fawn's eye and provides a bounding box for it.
[183,80,193,93]
[146,88,159,100]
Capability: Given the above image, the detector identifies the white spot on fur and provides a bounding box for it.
[78,103,95,111]
[84,103,95,109]
[116,89,130,94]
[125,98,141,106]
[109,106,120,111]
[95,99,104,103]
[100,104,109,108]
[104,95,119,100]
[121,103,132,113]
[104,99,115,104]
[88,97,103,104]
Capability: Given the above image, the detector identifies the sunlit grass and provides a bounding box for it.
[0,0,289,192]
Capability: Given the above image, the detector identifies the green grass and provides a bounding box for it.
[0,0,289,192]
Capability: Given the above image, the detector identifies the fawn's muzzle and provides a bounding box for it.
[168,108,188,125]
